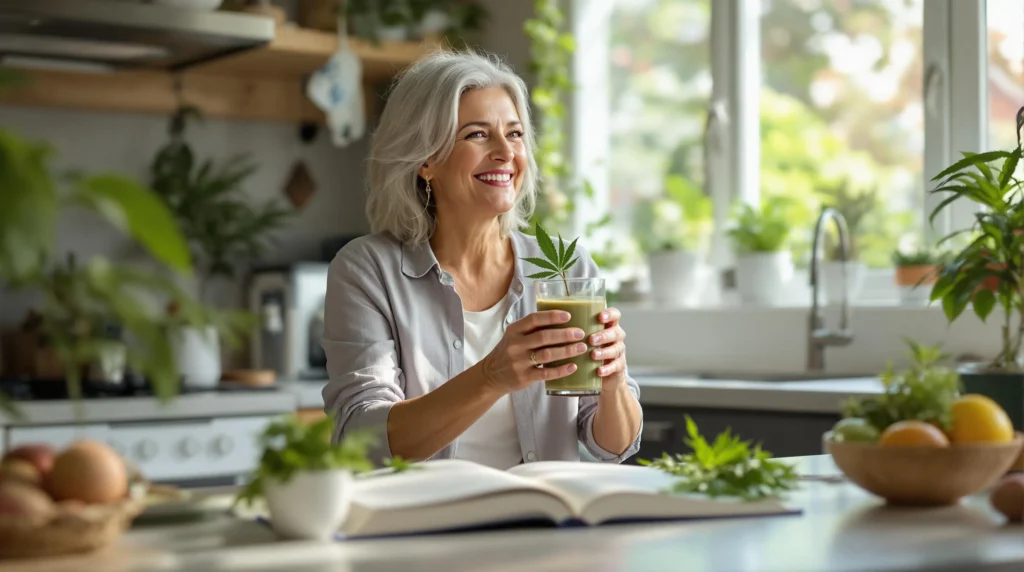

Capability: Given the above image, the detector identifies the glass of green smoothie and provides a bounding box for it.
[535,277,606,396]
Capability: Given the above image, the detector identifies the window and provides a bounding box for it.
[606,0,712,262]
[576,0,1016,305]
[760,0,925,269]
[987,0,1024,150]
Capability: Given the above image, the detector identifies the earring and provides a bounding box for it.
[420,177,432,218]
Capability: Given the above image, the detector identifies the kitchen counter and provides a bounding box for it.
[0,392,298,427]
[635,375,883,414]
[6,455,1024,572]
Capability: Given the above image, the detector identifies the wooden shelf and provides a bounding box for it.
[0,26,438,124]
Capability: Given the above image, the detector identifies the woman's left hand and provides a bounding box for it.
[589,307,627,390]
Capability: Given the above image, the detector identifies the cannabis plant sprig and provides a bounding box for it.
[523,223,579,294]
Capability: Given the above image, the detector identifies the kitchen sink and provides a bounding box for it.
[629,366,877,383]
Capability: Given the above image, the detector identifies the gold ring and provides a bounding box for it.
[530,351,540,367]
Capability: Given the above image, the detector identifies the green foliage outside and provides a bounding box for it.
[608,0,929,271]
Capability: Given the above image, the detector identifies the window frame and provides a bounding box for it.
[571,0,995,305]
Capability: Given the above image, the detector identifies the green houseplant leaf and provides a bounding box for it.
[927,115,1024,371]
[71,174,192,274]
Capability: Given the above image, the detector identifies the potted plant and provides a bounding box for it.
[632,174,713,306]
[726,196,795,305]
[149,106,291,388]
[891,246,940,305]
[235,415,377,541]
[0,107,212,414]
[927,106,1024,428]
[820,180,877,304]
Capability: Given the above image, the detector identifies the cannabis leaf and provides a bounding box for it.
[523,223,579,293]
[638,416,800,501]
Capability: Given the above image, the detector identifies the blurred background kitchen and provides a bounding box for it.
[0,0,1021,486]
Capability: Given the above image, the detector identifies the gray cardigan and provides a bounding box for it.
[320,230,643,465]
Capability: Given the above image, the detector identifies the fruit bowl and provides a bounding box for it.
[0,494,146,559]
[825,431,1024,507]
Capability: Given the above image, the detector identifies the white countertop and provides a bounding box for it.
[0,392,298,427]
[635,375,883,414]
[7,455,1024,572]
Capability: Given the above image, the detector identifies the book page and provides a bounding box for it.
[507,461,791,524]
[341,459,574,537]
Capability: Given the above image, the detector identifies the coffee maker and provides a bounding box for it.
[247,263,330,381]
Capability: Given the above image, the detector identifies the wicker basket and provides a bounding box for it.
[0,496,146,560]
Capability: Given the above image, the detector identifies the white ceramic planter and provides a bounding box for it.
[417,10,450,37]
[648,250,701,306]
[735,251,793,305]
[378,26,409,43]
[821,261,866,305]
[170,325,221,388]
[264,469,353,541]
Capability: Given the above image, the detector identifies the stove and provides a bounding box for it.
[0,377,295,487]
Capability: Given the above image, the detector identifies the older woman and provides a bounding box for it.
[321,50,643,469]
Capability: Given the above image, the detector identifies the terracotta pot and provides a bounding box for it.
[895,264,938,288]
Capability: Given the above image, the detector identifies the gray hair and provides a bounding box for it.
[365,50,539,244]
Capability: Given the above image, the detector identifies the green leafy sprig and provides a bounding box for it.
[235,415,377,509]
[841,339,962,434]
[522,223,579,294]
[638,416,799,501]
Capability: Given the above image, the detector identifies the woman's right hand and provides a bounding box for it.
[479,310,588,395]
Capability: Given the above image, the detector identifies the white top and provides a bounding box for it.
[455,302,522,470]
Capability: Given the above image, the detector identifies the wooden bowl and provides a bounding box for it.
[0,495,146,559]
[826,432,1024,507]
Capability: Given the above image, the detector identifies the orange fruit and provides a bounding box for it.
[949,394,1014,444]
[878,420,950,447]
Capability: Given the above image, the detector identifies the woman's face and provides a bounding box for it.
[421,87,528,225]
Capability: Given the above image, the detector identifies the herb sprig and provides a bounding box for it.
[235,415,377,508]
[523,223,579,294]
[639,416,800,501]
[841,339,961,434]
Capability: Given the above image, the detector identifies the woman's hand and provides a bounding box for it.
[589,307,628,390]
[480,310,588,395]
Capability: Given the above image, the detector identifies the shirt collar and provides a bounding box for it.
[400,232,528,288]
[401,240,439,278]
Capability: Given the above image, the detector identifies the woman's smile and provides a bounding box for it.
[474,169,515,187]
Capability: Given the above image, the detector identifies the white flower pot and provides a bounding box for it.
[264,469,353,541]
[735,251,793,306]
[378,26,409,43]
[417,9,450,37]
[648,250,701,306]
[170,325,221,388]
[821,260,866,305]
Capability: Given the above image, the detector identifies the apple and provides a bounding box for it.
[3,444,56,478]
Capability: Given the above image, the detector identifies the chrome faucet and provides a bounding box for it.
[808,208,854,371]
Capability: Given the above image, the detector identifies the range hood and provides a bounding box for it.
[0,0,274,72]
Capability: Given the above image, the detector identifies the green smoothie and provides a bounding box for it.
[536,296,606,396]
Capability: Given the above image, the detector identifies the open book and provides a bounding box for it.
[339,460,798,538]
